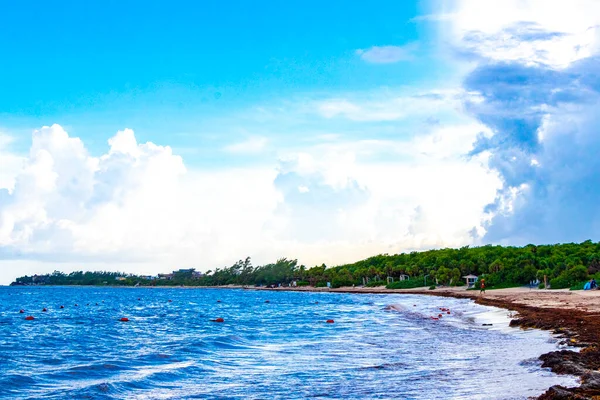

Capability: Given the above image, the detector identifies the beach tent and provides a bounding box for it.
[584,281,591,290]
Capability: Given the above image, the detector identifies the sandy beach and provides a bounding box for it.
[247,285,600,312]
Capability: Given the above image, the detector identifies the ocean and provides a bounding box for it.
[0,287,578,399]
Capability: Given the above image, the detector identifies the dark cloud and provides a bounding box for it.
[464,37,600,245]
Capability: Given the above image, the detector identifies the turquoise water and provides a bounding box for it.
[0,287,577,399]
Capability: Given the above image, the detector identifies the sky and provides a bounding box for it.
[1,0,599,284]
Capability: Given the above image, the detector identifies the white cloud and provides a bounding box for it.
[223,136,268,154]
[0,123,500,284]
[0,133,25,193]
[316,89,476,121]
[444,0,600,68]
[355,44,417,64]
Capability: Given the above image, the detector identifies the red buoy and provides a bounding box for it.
[217,300,221,303]
[212,318,224,323]
[264,300,270,303]
[42,308,47,312]
[25,316,35,321]
[19,309,24,313]
[326,319,334,323]
[430,317,439,320]
[447,311,451,314]
[120,317,129,322]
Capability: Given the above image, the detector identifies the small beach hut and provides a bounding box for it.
[463,274,478,288]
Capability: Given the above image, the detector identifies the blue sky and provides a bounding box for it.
[1,0,600,283]
[1,0,447,158]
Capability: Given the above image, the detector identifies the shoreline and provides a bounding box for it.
[245,285,600,399]
[7,284,599,398]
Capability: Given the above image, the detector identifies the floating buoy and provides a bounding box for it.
[264,300,270,303]
[95,303,98,306]
[447,311,450,314]
[413,305,416,307]
[168,300,173,303]
[438,314,443,318]
[42,308,47,312]
[315,301,319,304]
[120,317,129,322]
[217,300,221,303]
[326,319,334,323]
[212,318,224,323]
[138,298,141,301]
[75,304,78,307]
[19,309,24,313]
[60,305,64,309]
[25,316,35,321]
[430,317,439,320]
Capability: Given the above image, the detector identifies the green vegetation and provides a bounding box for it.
[12,241,600,290]
[569,272,600,291]
[386,278,428,290]
[365,280,387,287]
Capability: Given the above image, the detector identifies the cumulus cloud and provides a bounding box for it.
[0,123,500,283]
[356,44,417,64]
[442,0,600,245]
[0,133,24,192]
[0,124,188,260]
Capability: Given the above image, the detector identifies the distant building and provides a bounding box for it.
[174,268,195,274]
[140,275,156,280]
[158,273,173,280]
[115,277,127,281]
[463,274,478,288]
[192,271,205,279]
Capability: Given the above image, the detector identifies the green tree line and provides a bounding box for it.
[12,241,600,290]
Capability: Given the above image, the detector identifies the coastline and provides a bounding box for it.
[8,284,599,398]
[244,285,600,399]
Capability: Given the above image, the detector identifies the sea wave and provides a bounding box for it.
[0,287,579,399]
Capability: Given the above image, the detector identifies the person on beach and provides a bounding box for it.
[591,278,597,289]
[479,279,486,294]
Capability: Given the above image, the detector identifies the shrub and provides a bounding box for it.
[428,285,436,290]
[570,281,587,291]
[331,278,358,288]
[538,283,545,289]
[386,277,427,290]
[296,281,309,286]
[550,265,589,289]
[366,280,387,287]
